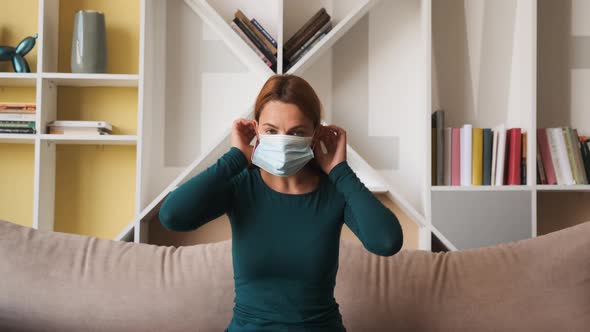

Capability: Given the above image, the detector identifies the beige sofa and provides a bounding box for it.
[0,218,588,332]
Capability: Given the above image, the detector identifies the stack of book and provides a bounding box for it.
[537,127,590,185]
[0,103,36,134]
[283,8,332,72]
[230,9,277,72]
[46,120,113,136]
[432,110,527,186]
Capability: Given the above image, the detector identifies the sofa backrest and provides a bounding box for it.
[0,219,588,332]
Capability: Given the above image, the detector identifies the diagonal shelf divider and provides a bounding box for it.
[287,0,381,75]
[122,125,425,241]
[183,0,275,80]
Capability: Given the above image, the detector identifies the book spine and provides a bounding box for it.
[570,128,588,184]
[451,128,461,186]
[495,126,506,185]
[460,124,472,186]
[471,127,483,185]
[288,31,327,67]
[536,141,547,184]
[251,18,277,48]
[435,110,445,186]
[230,21,272,68]
[0,113,36,121]
[581,137,590,181]
[521,131,527,185]
[432,127,437,186]
[287,20,332,63]
[0,127,35,133]
[233,18,276,66]
[0,120,35,128]
[284,8,327,51]
[482,128,493,185]
[505,128,522,185]
[491,129,498,185]
[550,128,574,185]
[443,127,452,185]
[537,128,557,184]
[235,10,277,55]
[285,13,330,60]
[562,127,579,184]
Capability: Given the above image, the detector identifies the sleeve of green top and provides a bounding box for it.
[158,146,249,232]
[328,160,404,256]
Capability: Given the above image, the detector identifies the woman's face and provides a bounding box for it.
[256,100,315,138]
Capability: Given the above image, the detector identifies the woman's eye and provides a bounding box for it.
[291,131,303,136]
[265,129,276,134]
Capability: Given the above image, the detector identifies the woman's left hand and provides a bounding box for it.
[312,124,347,174]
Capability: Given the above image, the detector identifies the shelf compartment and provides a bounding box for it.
[290,0,427,218]
[0,143,35,227]
[0,0,39,73]
[41,0,140,74]
[283,0,378,75]
[51,144,137,239]
[432,0,536,186]
[537,191,590,236]
[40,82,138,137]
[184,0,276,77]
[431,190,533,250]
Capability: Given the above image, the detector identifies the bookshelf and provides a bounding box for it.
[430,0,590,250]
[11,0,586,253]
[0,0,143,241]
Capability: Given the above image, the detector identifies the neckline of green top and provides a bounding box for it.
[253,166,327,198]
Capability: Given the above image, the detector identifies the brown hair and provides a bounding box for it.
[252,74,324,173]
[254,74,322,128]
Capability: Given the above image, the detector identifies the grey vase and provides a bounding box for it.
[71,10,107,73]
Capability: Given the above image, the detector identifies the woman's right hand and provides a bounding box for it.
[231,118,257,164]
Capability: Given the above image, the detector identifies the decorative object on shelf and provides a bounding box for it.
[0,34,38,73]
[71,10,107,73]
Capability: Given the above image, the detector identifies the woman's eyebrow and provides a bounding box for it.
[261,124,306,131]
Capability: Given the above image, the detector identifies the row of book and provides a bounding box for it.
[283,8,332,71]
[0,103,37,134]
[229,8,332,72]
[432,110,527,186]
[230,9,278,72]
[537,127,590,185]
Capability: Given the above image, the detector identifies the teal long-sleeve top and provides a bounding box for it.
[158,147,404,332]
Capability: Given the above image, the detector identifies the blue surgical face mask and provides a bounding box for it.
[251,132,315,177]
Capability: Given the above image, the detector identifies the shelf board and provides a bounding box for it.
[536,184,590,192]
[431,185,534,192]
[0,133,36,144]
[41,73,139,87]
[39,134,137,145]
[0,73,37,86]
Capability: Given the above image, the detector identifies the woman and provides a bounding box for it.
[159,74,404,332]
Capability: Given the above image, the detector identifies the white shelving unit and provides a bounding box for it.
[134,0,430,250]
[10,0,584,253]
[0,0,144,241]
[430,0,590,250]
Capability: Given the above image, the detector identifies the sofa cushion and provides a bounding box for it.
[0,219,588,332]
